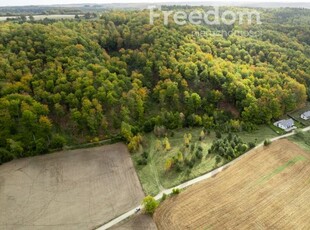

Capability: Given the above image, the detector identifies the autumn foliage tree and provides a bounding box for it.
[0,7,309,162]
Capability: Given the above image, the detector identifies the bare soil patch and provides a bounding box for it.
[110,213,157,230]
[0,143,144,230]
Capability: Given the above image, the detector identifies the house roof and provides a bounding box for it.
[301,111,310,117]
[274,118,294,128]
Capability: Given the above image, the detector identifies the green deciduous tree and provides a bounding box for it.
[142,196,158,215]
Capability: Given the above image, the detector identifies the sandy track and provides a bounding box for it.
[154,139,310,230]
[0,143,144,230]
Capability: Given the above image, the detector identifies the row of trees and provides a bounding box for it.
[208,133,253,161]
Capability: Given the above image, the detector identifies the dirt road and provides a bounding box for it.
[97,126,310,229]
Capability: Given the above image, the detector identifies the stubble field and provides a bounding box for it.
[154,139,310,230]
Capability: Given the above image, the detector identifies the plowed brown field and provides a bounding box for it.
[0,143,144,230]
[111,214,157,230]
[154,139,310,230]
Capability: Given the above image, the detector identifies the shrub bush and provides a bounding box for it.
[172,188,180,195]
[50,134,66,149]
[154,125,166,137]
[142,151,149,159]
[195,150,203,159]
[0,148,14,164]
[264,139,271,146]
[248,142,256,149]
[161,193,167,202]
[215,155,221,165]
[215,131,222,139]
[174,161,183,172]
[137,158,147,165]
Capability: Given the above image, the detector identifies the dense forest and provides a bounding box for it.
[0,7,309,162]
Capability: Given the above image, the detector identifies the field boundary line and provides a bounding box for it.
[96,126,310,230]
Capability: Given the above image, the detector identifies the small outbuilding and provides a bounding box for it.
[273,119,296,132]
[300,111,310,120]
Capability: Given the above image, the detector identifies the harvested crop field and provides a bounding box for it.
[0,143,144,230]
[154,139,310,230]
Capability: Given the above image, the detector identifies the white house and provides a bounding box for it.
[273,119,296,132]
[301,111,310,120]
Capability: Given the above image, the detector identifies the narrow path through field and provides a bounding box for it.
[148,136,165,191]
[96,126,310,230]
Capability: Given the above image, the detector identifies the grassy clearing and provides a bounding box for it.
[268,124,286,135]
[289,130,310,153]
[238,125,278,143]
[133,125,277,196]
